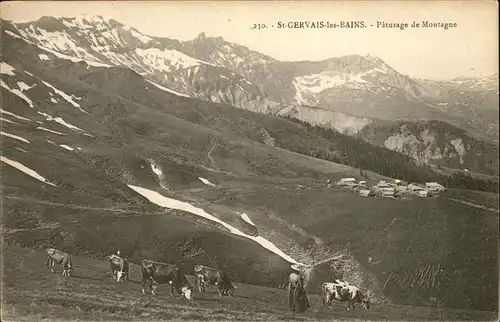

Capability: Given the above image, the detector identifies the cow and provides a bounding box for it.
[193,265,236,296]
[288,272,310,313]
[321,280,370,311]
[107,254,129,282]
[141,259,193,300]
[46,248,73,277]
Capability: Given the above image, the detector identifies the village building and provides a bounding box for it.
[380,187,396,197]
[338,178,357,187]
[408,183,425,191]
[418,190,429,197]
[377,180,390,188]
[425,182,446,192]
[344,182,358,189]
[358,189,375,197]
[395,185,408,193]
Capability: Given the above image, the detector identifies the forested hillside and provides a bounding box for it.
[281,116,499,193]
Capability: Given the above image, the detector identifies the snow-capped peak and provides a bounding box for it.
[60,14,112,31]
[364,52,382,62]
[79,14,107,23]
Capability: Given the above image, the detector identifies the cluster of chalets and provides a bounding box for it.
[331,177,446,199]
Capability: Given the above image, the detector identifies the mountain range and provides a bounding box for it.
[3,15,498,174]
[1,14,499,314]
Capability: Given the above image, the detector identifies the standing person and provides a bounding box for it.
[288,266,310,313]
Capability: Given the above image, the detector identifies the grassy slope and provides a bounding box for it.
[1,29,498,314]
[197,184,499,311]
[2,246,497,322]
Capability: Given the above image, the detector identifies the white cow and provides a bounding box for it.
[321,280,370,311]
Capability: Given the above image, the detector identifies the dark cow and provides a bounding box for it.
[193,265,235,296]
[321,280,370,311]
[141,259,193,300]
[288,272,310,313]
[46,248,73,277]
[108,254,129,282]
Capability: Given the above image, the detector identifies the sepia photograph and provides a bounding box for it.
[0,0,498,321]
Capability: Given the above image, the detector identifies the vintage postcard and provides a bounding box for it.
[1,1,498,321]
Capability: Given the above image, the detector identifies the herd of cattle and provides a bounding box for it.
[46,248,371,313]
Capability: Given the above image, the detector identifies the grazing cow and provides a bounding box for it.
[321,280,370,311]
[108,254,129,282]
[46,248,73,277]
[141,259,193,300]
[288,272,310,313]
[194,265,236,296]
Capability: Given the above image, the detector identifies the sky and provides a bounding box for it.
[2,1,498,80]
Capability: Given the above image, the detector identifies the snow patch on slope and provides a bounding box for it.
[0,108,31,121]
[149,159,169,190]
[6,30,111,68]
[60,144,74,151]
[63,15,110,31]
[135,48,201,72]
[146,79,189,98]
[1,117,20,125]
[17,81,36,91]
[127,184,301,264]
[39,54,50,61]
[295,69,385,94]
[41,81,87,114]
[150,160,163,177]
[129,27,153,43]
[240,213,256,226]
[37,127,67,136]
[37,111,87,133]
[1,131,30,144]
[1,62,16,76]
[1,156,56,186]
[198,177,216,187]
[20,27,100,63]
[1,80,35,108]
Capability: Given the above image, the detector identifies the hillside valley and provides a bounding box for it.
[1,15,499,320]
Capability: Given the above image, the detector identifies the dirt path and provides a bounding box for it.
[1,195,227,234]
[447,197,499,213]
[3,195,170,215]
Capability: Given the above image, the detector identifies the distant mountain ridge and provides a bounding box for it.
[3,15,498,174]
[6,16,498,137]
[356,120,499,176]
